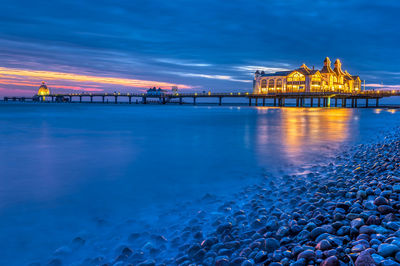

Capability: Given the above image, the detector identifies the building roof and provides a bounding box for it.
[259,71,292,77]
[255,57,359,80]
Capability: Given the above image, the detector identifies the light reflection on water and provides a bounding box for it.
[254,107,354,166]
[0,104,399,265]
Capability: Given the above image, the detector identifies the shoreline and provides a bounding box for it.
[119,129,400,265]
[39,129,400,265]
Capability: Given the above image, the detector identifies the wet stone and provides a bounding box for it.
[297,250,316,261]
[310,227,328,239]
[378,243,400,258]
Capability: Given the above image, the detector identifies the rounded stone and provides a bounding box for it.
[320,255,339,266]
[355,250,375,266]
[297,250,316,261]
[374,196,389,206]
[378,243,400,258]
[310,227,328,239]
[316,240,332,251]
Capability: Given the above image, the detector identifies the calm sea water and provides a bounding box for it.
[0,103,399,265]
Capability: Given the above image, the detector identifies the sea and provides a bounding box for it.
[0,102,399,265]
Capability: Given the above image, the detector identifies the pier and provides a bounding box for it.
[3,90,400,107]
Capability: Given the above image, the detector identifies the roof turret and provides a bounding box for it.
[333,59,345,75]
[321,57,334,74]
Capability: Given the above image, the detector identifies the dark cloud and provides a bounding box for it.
[0,0,400,94]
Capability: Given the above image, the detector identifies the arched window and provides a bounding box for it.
[268,79,275,88]
[276,79,282,87]
[261,79,267,88]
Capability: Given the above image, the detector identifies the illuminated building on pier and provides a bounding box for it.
[37,81,50,96]
[253,57,362,94]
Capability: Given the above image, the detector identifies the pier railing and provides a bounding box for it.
[4,90,400,108]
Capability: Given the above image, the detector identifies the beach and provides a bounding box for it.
[68,128,400,265]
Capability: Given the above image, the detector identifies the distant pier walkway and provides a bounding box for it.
[3,91,400,107]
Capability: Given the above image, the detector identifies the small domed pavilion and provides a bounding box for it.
[37,81,50,96]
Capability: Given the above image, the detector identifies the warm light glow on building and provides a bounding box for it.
[37,81,50,96]
[253,57,361,94]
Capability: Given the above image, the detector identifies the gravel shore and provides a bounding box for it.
[47,130,400,266]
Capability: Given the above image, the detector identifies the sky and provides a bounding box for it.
[1,0,400,96]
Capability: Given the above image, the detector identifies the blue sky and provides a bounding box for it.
[1,0,399,95]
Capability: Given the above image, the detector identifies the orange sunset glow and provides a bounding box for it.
[0,67,192,95]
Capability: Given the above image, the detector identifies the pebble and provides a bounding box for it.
[378,243,400,257]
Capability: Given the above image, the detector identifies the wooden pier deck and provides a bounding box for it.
[3,91,400,107]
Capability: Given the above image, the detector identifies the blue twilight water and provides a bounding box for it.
[0,103,399,265]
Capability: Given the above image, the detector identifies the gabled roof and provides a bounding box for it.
[321,65,335,74]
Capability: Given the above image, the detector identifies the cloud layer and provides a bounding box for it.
[1,0,400,95]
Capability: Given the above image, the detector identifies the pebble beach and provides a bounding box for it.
[42,127,400,266]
